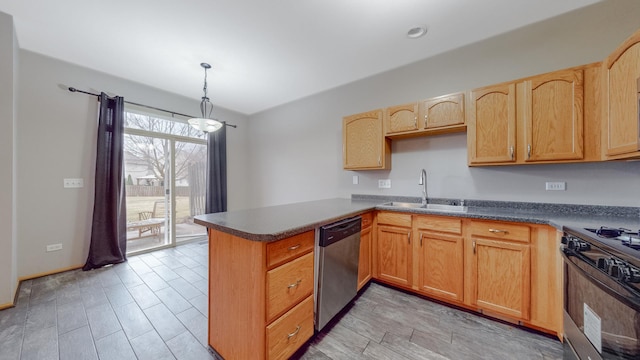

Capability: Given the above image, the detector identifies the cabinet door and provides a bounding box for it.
[471,238,530,320]
[417,231,463,302]
[468,84,517,164]
[343,110,390,170]
[384,103,419,135]
[523,69,584,161]
[376,225,412,287]
[357,226,372,291]
[603,30,640,158]
[420,93,465,129]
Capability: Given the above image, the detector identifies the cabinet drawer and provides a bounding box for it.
[361,212,373,229]
[266,231,314,269]
[266,252,314,322]
[469,221,530,243]
[266,295,314,360]
[377,212,412,227]
[414,216,462,235]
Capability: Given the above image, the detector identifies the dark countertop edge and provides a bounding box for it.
[194,207,378,242]
[195,197,639,242]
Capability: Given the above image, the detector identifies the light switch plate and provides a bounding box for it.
[378,179,391,189]
[352,175,359,185]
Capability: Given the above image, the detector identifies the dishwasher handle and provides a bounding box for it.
[319,216,362,247]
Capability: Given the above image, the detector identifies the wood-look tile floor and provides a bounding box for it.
[295,283,563,360]
[0,241,563,360]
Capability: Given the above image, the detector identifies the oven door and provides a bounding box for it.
[562,249,640,359]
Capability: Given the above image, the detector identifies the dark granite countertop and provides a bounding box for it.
[193,198,381,241]
[194,196,640,242]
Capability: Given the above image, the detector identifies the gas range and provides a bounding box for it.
[564,226,640,269]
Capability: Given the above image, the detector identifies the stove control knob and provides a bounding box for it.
[597,258,612,272]
[561,236,569,245]
[578,242,591,252]
[617,266,631,282]
[609,262,622,278]
[628,267,640,283]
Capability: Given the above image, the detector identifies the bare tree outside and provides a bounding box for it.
[124,112,206,184]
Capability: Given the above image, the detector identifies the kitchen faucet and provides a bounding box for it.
[419,169,427,205]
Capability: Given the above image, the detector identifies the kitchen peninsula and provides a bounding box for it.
[194,197,640,359]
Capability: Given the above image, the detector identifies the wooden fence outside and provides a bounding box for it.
[126,185,190,197]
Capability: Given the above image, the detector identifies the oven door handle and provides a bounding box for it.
[562,250,640,311]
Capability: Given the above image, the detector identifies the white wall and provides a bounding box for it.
[16,51,250,278]
[248,0,640,208]
[0,11,18,306]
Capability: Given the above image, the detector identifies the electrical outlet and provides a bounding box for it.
[46,243,63,252]
[378,179,391,189]
[64,178,84,188]
[545,181,566,191]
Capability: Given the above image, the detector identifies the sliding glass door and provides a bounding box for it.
[123,111,207,254]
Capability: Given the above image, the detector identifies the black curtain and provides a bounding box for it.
[83,93,127,271]
[205,124,227,213]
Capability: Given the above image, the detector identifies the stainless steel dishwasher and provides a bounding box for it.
[315,216,361,331]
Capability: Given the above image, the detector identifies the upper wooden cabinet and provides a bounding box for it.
[420,92,466,130]
[384,103,419,134]
[468,64,600,166]
[384,93,467,139]
[468,83,517,164]
[602,28,640,160]
[343,109,391,170]
[522,69,584,162]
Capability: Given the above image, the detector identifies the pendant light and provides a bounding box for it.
[188,63,223,133]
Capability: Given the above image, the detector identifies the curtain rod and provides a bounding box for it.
[68,87,237,128]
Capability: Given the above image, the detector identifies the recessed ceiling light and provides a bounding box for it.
[407,26,427,39]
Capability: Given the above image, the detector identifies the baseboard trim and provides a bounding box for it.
[0,264,85,311]
[18,264,84,282]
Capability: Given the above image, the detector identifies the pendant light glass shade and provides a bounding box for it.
[188,63,223,133]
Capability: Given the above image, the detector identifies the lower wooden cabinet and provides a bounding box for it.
[470,237,531,319]
[415,216,464,303]
[357,213,373,290]
[371,213,560,338]
[266,296,314,360]
[376,225,412,287]
[208,229,314,359]
[468,220,531,320]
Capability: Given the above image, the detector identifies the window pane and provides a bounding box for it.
[124,112,205,139]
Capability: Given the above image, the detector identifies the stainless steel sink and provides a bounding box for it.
[383,202,468,212]
[423,203,468,212]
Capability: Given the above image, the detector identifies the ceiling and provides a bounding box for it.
[0,0,601,115]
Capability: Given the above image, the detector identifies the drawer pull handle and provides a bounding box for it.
[489,229,509,234]
[473,240,476,254]
[287,280,302,289]
[287,325,301,340]
[288,244,301,251]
